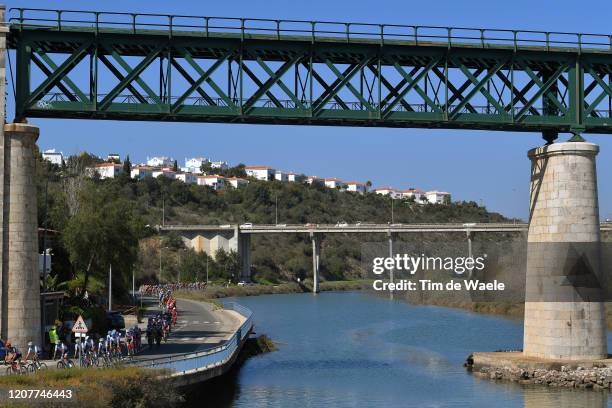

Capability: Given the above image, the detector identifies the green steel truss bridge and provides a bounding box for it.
[9,8,612,140]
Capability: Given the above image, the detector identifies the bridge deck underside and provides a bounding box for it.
[10,27,612,133]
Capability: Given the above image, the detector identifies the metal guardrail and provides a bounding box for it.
[9,7,612,52]
[130,302,253,375]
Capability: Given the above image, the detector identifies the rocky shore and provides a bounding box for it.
[474,365,612,390]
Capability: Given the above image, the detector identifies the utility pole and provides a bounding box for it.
[132,266,135,305]
[108,264,112,311]
[159,242,163,283]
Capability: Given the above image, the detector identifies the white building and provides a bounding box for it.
[424,191,451,205]
[306,175,322,185]
[398,189,424,201]
[245,166,275,181]
[42,149,63,166]
[346,182,367,194]
[152,169,176,179]
[131,165,154,180]
[287,172,298,182]
[197,175,226,189]
[147,156,174,167]
[274,171,288,182]
[183,157,208,174]
[226,177,249,188]
[325,178,346,189]
[210,161,229,170]
[88,163,124,179]
[175,172,197,184]
[375,187,400,199]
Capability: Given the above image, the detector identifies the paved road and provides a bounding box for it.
[134,296,244,359]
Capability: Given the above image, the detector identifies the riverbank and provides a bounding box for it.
[401,296,612,329]
[0,367,182,407]
[174,280,369,301]
[474,364,612,390]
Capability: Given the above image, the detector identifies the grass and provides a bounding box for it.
[0,366,183,408]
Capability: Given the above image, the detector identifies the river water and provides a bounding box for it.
[207,292,610,407]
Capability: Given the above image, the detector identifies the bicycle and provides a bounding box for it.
[56,353,74,369]
[5,360,27,375]
[26,359,47,373]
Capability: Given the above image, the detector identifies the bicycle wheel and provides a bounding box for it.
[56,361,65,369]
[27,363,35,373]
[5,366,12,375]
[38,362,47,370]
[19,365,27,375]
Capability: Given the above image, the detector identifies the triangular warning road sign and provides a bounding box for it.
[72,315,88,333]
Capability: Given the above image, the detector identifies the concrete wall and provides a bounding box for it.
[176,228,250,280]
[523,142,607,360]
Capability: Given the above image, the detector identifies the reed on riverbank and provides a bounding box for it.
[174,280,370,301]
[0,367,183,408]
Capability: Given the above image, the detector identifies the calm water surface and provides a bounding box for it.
[213,292,610,407]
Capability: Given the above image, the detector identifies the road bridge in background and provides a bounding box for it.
[10,8,612,141]
[159,222,612,292]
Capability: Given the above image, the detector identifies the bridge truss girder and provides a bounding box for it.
[10,28,612,134]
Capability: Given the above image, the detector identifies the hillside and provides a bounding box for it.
[37,152,516,295]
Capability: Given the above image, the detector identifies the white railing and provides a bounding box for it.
[130,302,253,375]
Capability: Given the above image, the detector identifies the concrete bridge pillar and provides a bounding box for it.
[237,232,251,282]
[523,142,607,360]
[310,232,320,293]
[1,123,42,351]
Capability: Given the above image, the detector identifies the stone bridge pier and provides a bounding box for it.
[0,123,42,351]
[523,142,607,360]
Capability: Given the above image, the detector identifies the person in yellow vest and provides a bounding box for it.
[49,325,61,360]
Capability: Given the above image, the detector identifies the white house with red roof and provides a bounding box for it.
[88,163,124,179]
[175,172,197,184]
[374,187,400,199]
[424,191,451,204]
[226,177,249,188]
[152,169,176,179]
[287,172,298,182]
[245,166,275,181]
[397,189,425,201]
[306,175,322,185]
[198,175,226,189]
[131,165,154,180]
[346,182,367,194]
[274,170,288,182]
[324,178,346,189]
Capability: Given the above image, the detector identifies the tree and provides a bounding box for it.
[62,182,143,300]
[123,155,132,175]
[200,162,213,174]
[173,160,178,172]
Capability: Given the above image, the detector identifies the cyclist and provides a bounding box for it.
[24,341,40,362]
[4,341,20,364]
[52,340,67,361]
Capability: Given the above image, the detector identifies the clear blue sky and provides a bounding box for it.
[7,0,612,220]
